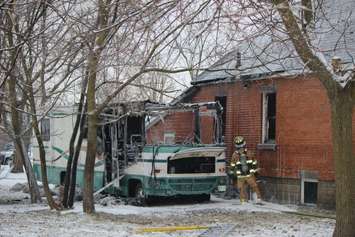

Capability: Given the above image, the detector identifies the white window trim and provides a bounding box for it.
[301,178,318,204]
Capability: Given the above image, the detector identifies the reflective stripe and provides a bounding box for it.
[236,171,241,175]
[236,162,241,165]
[250,169,255,173]
[253,161,257,165]
[231,163,236,167]
[238,175,251,178]
[246,160,253,164]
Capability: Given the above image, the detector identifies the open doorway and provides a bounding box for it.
[215,96,227,136]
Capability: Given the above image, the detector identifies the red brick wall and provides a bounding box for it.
[147,76,355,182]
[190,83,238,157]
[146,111,194,144]
[273,76,334,181]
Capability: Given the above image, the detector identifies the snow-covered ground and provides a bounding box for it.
[0,166,335,237]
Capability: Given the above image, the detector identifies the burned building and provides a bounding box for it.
[147,0,355,209]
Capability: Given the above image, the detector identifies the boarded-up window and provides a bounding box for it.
[164,132,175,145]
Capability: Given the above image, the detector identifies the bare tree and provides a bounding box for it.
[0,0,84,207]
[0,0,44,203]
[271,1,354,235]
[68,0,233,213]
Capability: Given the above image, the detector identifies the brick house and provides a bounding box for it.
[147,71,345,209]
[147,0,355,209]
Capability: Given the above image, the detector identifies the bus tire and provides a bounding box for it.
[197,194,210,202]
[4,157,12,166]
[134,182,147,206]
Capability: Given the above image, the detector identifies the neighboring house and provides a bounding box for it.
[0,128,11,150]
[0,127,12,164]
[147,0,355,209]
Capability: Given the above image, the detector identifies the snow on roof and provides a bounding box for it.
[315,0,355,63]
[193,50,240,83]
[193,0,355,85]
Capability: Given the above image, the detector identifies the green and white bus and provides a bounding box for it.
[32,102,227,202]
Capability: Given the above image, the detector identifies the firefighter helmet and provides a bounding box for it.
[234,136,246,148]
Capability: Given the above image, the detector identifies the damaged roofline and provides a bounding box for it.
[191,70,288,86]
[146,69,316,130]
[191,69,320,87]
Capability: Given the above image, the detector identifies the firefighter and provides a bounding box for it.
[229,136,261,204]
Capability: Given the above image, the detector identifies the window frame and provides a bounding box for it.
[301,178,318,205]
[262,91,276,144]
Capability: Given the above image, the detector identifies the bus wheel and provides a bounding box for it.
[197,194,211,202]
[4,157,13,167]
[134,182,147,206]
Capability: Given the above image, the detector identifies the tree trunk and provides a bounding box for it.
[12,148,23,173]
[83,108,97,213]
[3,0,41,203]
[8,77,41,203]
[63,76,88,208]
[62,100,85,208]
[82,0,114,213]
[12,114,31,173]
[32,122,61,210]
[18,138,42,203]
[83,53,98,213]
[68,110,86,208]
[330,89,355,237]
[25,79,60,209]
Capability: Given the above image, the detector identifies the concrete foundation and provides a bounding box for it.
[258,176,335,209]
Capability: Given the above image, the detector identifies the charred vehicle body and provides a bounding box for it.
[32,101,227,202]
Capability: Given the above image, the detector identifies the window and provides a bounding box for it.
[301,179,318,205]
[168,156,215,174]
[304,181,318,204]
[164,132,175,145]
[262,92,276,143]
[60,171,66,185]
[41,118,50,141]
